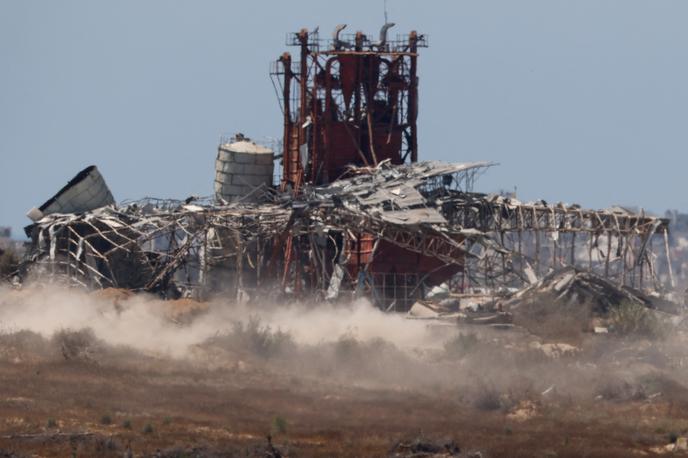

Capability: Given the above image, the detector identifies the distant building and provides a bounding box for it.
[0,226,26,258]
[0,227,11,251]
[661,210,688,291]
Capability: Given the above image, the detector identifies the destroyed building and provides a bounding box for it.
[18,24,675,310]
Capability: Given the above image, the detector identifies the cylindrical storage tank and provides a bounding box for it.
[214,136,274,203]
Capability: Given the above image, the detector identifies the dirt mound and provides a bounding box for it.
[163,297,209,324]
[91,287,134,304]
[493,267,683,339]
[92,288,209,324]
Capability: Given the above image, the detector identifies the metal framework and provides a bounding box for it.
[17,24,675,311]
[23,162,672,309]
[271,24,428,189]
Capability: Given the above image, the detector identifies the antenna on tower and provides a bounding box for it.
[384,0,389,23]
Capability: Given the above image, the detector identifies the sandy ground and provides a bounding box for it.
[1,287,688,457]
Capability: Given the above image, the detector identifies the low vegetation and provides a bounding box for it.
[52,328,101,361]
[513,293,592,340]
[271,416,287,435]
[444,332,479,359]
[610,301,665,339]
[473,383,502,411]
[207,316,295,359]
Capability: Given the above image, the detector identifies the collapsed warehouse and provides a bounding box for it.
[20,157,673,310]
[18,25,676,311]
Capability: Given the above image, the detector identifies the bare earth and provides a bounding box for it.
[1,289,688,457]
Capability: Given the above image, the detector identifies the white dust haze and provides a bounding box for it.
[0,286,445,357]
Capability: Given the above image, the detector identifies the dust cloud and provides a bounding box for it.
[0,285,443,357]
[1,284,688,406]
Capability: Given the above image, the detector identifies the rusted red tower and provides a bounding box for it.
[272,24,426,189]
[272,25,452,308]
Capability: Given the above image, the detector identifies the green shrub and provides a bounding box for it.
[100,414,112,425]
[231,316,294,358]
[610,301,664,338]
[142,423,154,434]
[52,328,99,361]
[443,332,479,359]
[122,419,132,429]
[271,416,287,435]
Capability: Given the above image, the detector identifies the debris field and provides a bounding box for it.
[1,22,687,458]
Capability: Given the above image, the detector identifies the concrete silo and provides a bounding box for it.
[214,134,274,203]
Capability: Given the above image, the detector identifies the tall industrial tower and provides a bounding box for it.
[271,24,428,190]
[270,25,456,309]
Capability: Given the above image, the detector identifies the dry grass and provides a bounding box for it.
[443,332,479,359]
[0,291,686,456]
[610,301,665,338]
[512,293,592,341]
[0,345,678,457]
[205,316,296,359]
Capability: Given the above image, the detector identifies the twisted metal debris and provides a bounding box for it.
[21,160,672,307]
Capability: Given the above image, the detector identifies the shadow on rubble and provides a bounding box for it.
[497,267,682,341]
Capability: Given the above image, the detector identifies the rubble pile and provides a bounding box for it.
[17,161,674,308]
[500,267,681,316]
[502,267,649,313]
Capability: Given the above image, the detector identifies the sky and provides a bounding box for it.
[1,1,687,239]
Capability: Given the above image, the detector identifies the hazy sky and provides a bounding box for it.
[1,1,687,238]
